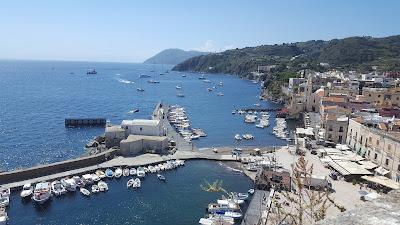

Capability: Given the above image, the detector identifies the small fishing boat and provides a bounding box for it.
[182,74,187,77]
[157,174,166,181]
[0,196,9,208]
[62,178,77,192]
[136,167,146,178]
[177,93,185,97]
[105,168,114,178]
[0,208,8,225]
[95,170,106,179]
[98,181,108,192]
[254,103,261,107]
[127,179,135,188]
[129,168,137,176]
[0,188,10,198]
[248,189,255,194]
[80,188,90,196]
[72,176,85,187]
[234,134,242,140]
[154,165,160,171]
[51,180,67,196]
[91,174,101,182]
[219,81,224,86]
[233,192,249,200]
[137,87,145,92]
[82,174,94,185]
[139,74,151,78]
[20,183,33,199]
[198,75,206,80]
[175,85,182,89]
[232,110,236,114]
[218,198,244,205]
[158,164,165,171]
[203,79,212,83]
[132,178,141,188]
[207,88,213,92]
[217,92,224,96]
[114,168,123,178]
[144,167,149,173]
[123,168,130,177]
[32,182,52,204]
[91,185,100,194]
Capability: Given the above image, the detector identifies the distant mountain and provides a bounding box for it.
[173,35,400,75]
[143,48,209,65]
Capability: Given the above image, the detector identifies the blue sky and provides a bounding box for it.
[0,0,399,62]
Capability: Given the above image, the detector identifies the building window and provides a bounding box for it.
[339,126,343,132]
[385,158,389,166]
[338,135,343,143]
[374,153,378,160]
[367,150,370,156]
[376,140,380,146]
[378,95,381,98]
[328,134,332,140]
[398,164,400,171]
[368,137,372,142]
[140,127,143,131]
[328,126,333,131]
[388,144,392,151]
[369,94,371,97]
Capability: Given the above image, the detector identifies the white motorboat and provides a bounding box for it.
[203,79,211,83]
[51,180,67,196]
[223,211,242,220]
[177,93,185,97]
[217,92,224,96]
[123,168,130,177]
[91,174,101,182]
[136,167,145,178]
[175,85,182,89]
[218,198,244,205]
[95,170,106,179]
[137,87,145,92]
[208,202,239,213]
[20,183,33,199]
[233,192,249,200]
[132,178,141,188]
[98,181,108,192]
[0,208,8,225]
[0,188,10,198]
[129,168,137,176]
[218,81,224,86]
[154,165,160,171]
[82,174,94,185]
[157,174,166,181]
[158,164,165,171]
[244,114,257,123]
[248,189,255,194]
[144,167,149,173]
[0,196,9,208]
[32,182,52,204]
[182,74,187,77]
[114,168,123,178]
[127,179,135,188]
[254,103,261,107]
[80,188,90,196]
[62,178,77,192]
[91,185,100,194]
[234,134,242,140]
[207,87,213,92]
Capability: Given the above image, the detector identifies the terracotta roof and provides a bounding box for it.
[352,117,364,123]
[322,97,346,103]
[379,123,387,130]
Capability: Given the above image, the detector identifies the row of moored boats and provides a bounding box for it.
[199,189,255,225]
[168,105,207,142]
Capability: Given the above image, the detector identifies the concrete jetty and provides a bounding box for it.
[241,190,270,225]
[65,118,106,127]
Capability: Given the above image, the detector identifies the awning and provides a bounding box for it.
[361,175,400,190]
[358,160,378,170]
[374,166,390,176]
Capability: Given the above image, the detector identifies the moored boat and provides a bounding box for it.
[95,170,106,179]
[91,185,100,194]
[105,168,114,178]
[157,174,166,181]
[0,196,9,208]
[0,208,8,225]
[132,178,141,188]
[32,182,52,204]
[98,181,108,192]
[129,168,137,176]
[123,168,130,177]
[20,183,33,199]
[136,167,146,178]
[80,188,90,196]
[51,180,67,196]
[114,168,123,178]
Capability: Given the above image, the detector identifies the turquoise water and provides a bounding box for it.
[0,60,287,171]
[7,160,253,225]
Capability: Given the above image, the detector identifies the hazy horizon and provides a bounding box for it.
[1,0,399,63]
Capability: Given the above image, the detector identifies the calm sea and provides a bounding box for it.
[0,60,285,224]
[0,60,288,171]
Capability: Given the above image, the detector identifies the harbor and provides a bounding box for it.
[0,61,288,225]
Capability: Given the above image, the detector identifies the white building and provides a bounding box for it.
[120,135,169,155]
[121,119,164,136]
